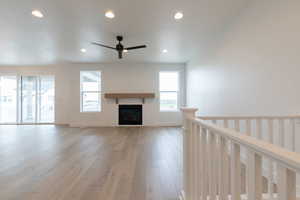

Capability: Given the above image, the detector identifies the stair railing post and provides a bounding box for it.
[181,107,198,200]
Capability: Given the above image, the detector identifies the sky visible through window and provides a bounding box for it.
[80,71,101,112]
[159,72,179,111]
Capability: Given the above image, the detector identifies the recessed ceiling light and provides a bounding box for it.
[80,48,87,53]
[105,10,115,19]
[123,49,128,53]
[32,10,44,18]
[162,49,168,53]
[174,12,183,20]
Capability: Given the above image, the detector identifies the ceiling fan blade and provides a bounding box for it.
[91,42,116,50]
[125,45,147,50]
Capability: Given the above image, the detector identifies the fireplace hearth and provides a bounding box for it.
[119,105,143,125]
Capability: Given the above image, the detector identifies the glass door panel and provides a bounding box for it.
[38,76,55,123]
[0,76,17,123]
[21,76,37,123]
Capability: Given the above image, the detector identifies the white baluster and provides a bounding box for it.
[246,119,251,136]
[245,119,252,196]
[279,119,285,147]
[277,118,285,194]
[195,124,201,200]
[247,150,262,200]
[191,122,196,200]
[220,136,229,200]
[209,131,217,200]
[268,119,274,198]
[278,165,296,200]
[188,120,193,200]
[201,128,208,200]
[268,119,274,144]
[290,119,296,152]
[231,142,241,200]
[224,119,229,128]
[234,119,240,132]
[216,135,221,199]
[256,119,262,139]
[196,125,202,199]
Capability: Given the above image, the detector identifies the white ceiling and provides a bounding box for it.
[0,0,250,65]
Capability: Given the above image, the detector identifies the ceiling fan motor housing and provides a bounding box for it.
[116,36,124,52]
[116,43,124,51]
[92,35,146,59]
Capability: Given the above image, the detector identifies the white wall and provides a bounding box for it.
[186,1,300,152]
[67,63,185,127]
[0,62,185,126]
[187,1,300,116]
[186,1,300,189]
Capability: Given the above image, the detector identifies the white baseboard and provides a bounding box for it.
[0,123,68,126]
[68,123,182,128]
[179,193,300,200]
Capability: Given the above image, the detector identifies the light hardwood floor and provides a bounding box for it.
[0,126,183,200]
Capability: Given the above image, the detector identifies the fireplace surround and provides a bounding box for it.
[119,105,143,125]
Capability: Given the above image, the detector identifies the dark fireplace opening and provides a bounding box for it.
[119,105,143,125]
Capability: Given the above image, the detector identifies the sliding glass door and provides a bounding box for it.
[21,76,37,123]
[0,75,55,124]
[0,76,17,123]
[38,76,55,123]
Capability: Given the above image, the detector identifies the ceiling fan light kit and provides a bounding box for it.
[92,36,147,59]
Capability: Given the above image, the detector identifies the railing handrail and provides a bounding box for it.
[198,115,300,120]
[192,117,300,172]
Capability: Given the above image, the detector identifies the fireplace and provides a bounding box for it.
[119,105,143,125]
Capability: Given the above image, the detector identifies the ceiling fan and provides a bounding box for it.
[91,36,147,59]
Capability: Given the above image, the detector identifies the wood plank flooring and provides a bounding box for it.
[0,126,183,200]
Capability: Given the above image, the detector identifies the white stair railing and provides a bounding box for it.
[181,108,300,200]
[199,115,300,199]
[198,115,299,152]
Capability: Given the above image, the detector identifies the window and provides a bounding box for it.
[80,71,101,112]
[159,71,179,111]
[0,75,55,124]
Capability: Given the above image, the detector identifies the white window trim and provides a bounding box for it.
[159,71,180,112]
[80,71,102,113]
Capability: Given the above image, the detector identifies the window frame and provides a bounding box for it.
[159,71,180,112]
[80,71,102,113]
